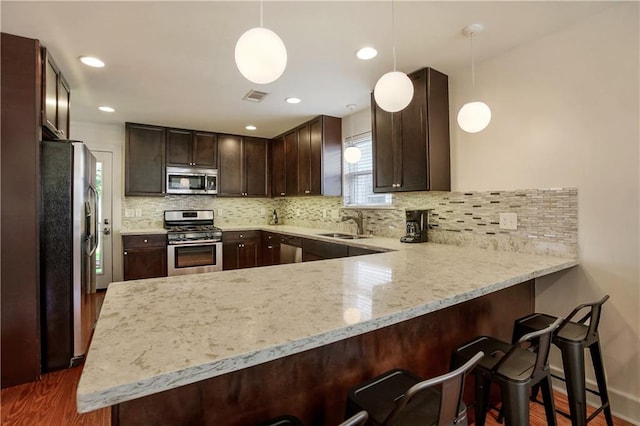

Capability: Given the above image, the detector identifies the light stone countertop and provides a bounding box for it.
[77,226,578,413]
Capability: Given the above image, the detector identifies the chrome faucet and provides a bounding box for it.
[341,210,364,235]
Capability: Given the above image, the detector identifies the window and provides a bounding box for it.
[343,132,392,207]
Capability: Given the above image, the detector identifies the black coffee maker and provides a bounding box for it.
[400,209,431,243]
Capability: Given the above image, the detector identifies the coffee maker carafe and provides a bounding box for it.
[400,209,430,243]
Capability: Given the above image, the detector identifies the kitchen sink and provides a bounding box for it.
[316,232,371,240]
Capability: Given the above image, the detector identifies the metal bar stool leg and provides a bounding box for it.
[589,340,614,426]
[500,382,530,426]
[539,374,558,426]
[474,375,492,426]
[560,342,588,426]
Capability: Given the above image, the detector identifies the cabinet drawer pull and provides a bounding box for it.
[124,251,127,255]
[280,192,285,196]
[304,190,310,194]
[144,239,148,243]
[239,234,244,238]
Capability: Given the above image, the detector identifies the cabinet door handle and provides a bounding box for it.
[239,234,244,238]
[304,190,310,194]
[267,245,273,249]
[144,239,148,243]
[124,251,128,255]
[280,192,285,196]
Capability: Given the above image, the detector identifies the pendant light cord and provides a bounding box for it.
[260,0,263,27]
[350,106,355,143]
[391,0,397,71]
[470,32,475,89]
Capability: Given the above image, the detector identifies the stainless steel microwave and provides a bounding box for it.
[166,166,218,195]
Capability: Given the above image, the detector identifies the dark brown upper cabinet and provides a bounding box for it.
[166,128,217,168]
[125,123,166,196]
[41,47,70,140]
[217,135,269,197]
[272,115,342,197]
[372,67,450,193]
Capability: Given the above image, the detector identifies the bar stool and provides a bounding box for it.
[511,295,613,426]
[257,415,304,426]
[452,318,562,426]
[345,351,484,425]
[258,411,368,426]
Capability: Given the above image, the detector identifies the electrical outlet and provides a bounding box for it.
[323,209,327,218]
[135,208,142,217]
[218,209,224,217]
[499,213,518,230]
[296,208,301,216]
[331,210,339,219]
[125,208,135,218]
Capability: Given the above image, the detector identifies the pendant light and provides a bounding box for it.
[373,0,413,113]
[234,0,287,85]
[344,104,361,164]
[457,24,492,133]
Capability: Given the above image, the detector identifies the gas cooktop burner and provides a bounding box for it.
[164,210,222,243]
[166,225,221,233]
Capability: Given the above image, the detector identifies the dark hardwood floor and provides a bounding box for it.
[1,290,633,425]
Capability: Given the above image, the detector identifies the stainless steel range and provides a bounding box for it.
[164,210,223,276]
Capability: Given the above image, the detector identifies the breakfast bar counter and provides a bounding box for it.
[78,227,577,425]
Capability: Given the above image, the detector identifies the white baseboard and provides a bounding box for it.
[549,365,640,425]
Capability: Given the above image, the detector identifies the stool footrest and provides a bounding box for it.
[531,394,610,424]
[550,373,604,398]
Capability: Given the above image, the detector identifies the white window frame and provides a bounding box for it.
[343,131,392,208]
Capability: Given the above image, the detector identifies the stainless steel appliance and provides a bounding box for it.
[400,209,431,243]
[165,210,222,275]
[279,235,302,264]
[166,166,217,195]
[41,140,98,370]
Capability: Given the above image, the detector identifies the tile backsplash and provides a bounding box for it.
[123,187,577,258]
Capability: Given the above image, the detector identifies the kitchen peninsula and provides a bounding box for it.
[78,226,577,425]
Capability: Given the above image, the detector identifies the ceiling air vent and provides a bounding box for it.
[242,89,269,103]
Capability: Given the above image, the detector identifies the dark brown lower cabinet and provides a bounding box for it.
[347,246,381,257]
[122,235,167,281]
[261,232,281,266]
[222,231,261,270]
[302,238,349,262]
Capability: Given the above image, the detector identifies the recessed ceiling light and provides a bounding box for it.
[245,125,257,131]
[99,106,115,112]
[356,47,378,60]
[79,56,105,68]
[285,97,301,104]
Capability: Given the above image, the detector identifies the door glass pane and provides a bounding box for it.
[95,161,103,275]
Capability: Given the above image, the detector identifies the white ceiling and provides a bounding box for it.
[2,1,614,138]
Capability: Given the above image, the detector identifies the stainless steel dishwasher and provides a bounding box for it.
[279,235,302,264]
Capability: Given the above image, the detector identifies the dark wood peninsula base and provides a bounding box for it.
[112,280,534,426]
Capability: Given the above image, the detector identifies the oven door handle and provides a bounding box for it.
[168,240,221,245]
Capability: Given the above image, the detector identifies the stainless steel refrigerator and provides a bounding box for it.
[41,140,98,371]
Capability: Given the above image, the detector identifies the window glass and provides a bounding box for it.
[343,132,392,207]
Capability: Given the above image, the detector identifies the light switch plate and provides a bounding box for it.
[499,213,518,230]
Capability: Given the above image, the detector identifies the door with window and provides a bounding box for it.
[94,151,113,289]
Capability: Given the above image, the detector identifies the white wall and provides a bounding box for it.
[449,4,639,421]
[71,121,126,283]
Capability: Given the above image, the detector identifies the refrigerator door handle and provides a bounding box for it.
[86,186,99,257]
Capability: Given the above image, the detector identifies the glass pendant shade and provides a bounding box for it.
[344,146,362,164]
[374,71,414,113]
[234,27,287,84]
[457,101,492,133]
